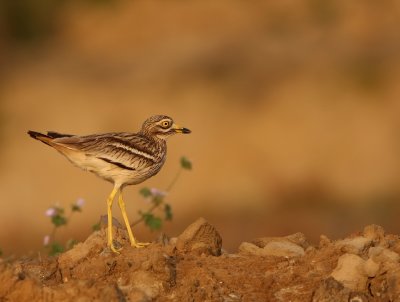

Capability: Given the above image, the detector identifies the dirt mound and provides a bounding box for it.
[1,219,400,301]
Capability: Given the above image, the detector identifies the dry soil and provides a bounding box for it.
[1,218,400,301]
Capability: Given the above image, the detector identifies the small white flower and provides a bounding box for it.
[76,198,85,207]
[43,235,50,246]
[45,208,57,217]
[150,188,167,198]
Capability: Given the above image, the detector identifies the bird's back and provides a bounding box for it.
[31,131,167,187]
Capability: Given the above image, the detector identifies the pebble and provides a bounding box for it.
[239,241,304,257]
[253,232,309,249]
[364,258,380,278]
[175,217,222,256]
[368,246,400,263]
[335,236,372,255]
[363,225,385,242]
[128,270,162,300]
[331,253,367,291]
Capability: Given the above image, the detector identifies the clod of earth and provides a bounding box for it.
[1,222,400,301]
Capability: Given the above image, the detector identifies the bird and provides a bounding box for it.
[28,115,191,253]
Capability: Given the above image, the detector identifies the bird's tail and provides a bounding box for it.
[27,130,53,146]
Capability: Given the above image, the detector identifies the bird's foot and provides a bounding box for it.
[131,241,150,248]
[108,241,123,253]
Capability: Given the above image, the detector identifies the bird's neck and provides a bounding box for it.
[136,131,167,161]
[139,130,166,147]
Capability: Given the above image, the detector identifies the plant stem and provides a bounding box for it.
[48,211,75,245]
[130,202,158,227]
[65,211,75,230]
[165,168,182,192]
[50,225,57,242]
[130,167,183,228]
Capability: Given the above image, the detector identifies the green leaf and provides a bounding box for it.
[139,187,152,198]
[49,242,64,256]
[164,203,173,221]
[66,239,78,250]
[71,204,82,212]
[152,195,164,206]
[55,207,65,215]
[141,212,162,231]
[92,222,101,231]
[180,156,192,170]
[51,214,67,227]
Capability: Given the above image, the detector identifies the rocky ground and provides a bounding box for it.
[1,218,400,301]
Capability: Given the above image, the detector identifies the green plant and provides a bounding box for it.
[132,156,192,231]
[43,198,85,255]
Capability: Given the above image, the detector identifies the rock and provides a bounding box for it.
[368,273,391,300]
[118,270,162,301]
[253,232,309,249]
[239,242,264,256]
[367,247,400,274]
[363,225,385,243]
[286,232,309,249]
[176,217,222,256]
[348,293,370,301]
[335,237,372,255]
[263,241,304,257]
[312,277,351,302]
[239,241,304,257]
[368,246,400,263]
[22,259,58,283]
[169,237,178,246]
[128,271,162,300]
[249,233,306,257]
[319,235,332,248]
[127,288,149,302]
[387,267,400,301]
[331,253,367,291]
[391,241,400,255]
[58,230,105,281]
[364,258,380,277]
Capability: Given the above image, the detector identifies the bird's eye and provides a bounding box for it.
[161,121,170,128]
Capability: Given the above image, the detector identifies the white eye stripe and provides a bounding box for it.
[111,143,157,161]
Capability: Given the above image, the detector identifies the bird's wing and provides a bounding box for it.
[53,133,159,170]
[46,131,74,139]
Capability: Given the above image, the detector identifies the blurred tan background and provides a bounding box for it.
[1,0,400,255]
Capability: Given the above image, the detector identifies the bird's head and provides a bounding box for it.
[140,115,191,139]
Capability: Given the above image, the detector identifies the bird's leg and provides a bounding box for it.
[107,186,121,253]
[118,191,150,248]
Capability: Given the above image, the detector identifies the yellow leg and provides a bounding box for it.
[107,186,121,253]
[118,191,150,248]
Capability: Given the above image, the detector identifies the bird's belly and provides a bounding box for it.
[88,160,152,185]
[116,164,163,186]
[60,150,163,186]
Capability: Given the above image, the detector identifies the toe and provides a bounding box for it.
[131,242,150,248]
[109,244,123,253]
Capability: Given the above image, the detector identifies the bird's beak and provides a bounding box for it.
[173,124,191,134]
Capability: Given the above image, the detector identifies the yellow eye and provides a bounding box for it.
[161,121,170,128]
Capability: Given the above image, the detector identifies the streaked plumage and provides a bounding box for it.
[28,115,191,252]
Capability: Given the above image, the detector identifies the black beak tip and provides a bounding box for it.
[182,128,191,134]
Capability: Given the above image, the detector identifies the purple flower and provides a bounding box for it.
[45,207,57,217]
[76,198,85,208]
[150,188,167,198]
[43,235,50,246]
